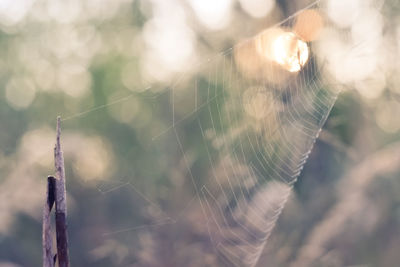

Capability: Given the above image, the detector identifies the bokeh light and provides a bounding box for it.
[5,76,36,110]
[256,28,309,73]
[57,63,92,98]
[19,127,54,167]
[46,0,82,24]
[107,94,139,124]
[142,0,196,82]
[0,0,34,27]
[243,87,276,120]
[375,99,400,133]
[294,9,323,42]
[72,136,113,181]
[238,0,275,19]
[187,0,233,30]
[0,1,399,266]
[270,31,309,72]
[326,0,361,28]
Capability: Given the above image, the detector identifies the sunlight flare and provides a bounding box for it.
[271,32,309,72]
[256,28,309,73]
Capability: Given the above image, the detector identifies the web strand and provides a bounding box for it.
[57,1,368,266]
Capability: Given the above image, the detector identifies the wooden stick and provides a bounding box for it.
[42,176,56,267]
[54,116,70,267]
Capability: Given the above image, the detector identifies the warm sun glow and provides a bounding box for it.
[294,9,323,42]
[271,32,309,72]
[255,28,309,74]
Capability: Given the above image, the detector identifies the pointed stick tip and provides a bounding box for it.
[56,116,61,136]
[55,116,62,151]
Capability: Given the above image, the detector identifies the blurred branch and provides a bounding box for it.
[319,129,358,160]
[292,141,400,267]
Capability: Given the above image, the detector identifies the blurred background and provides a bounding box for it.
[0,0,399,266]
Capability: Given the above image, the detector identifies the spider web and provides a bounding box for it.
[59,1,361,266]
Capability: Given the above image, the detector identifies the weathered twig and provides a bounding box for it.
[42,176,56,267]
[54,116,70,267]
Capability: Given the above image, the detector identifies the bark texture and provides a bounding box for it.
[54,116,70,267]
[42,176,56,267]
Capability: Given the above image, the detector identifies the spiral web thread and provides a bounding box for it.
[168,2,340,266]
[59,1,360,266]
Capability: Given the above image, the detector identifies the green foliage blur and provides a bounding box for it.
[0,0,399,266]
